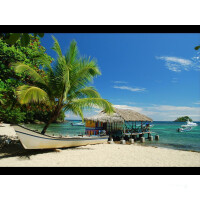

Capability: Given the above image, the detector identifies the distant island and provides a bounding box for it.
[174,116,192,122]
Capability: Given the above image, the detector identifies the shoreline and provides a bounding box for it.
[0,142,199,167]
[0,124,199,167]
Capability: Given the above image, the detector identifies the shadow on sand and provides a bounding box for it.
[0,142,94,160]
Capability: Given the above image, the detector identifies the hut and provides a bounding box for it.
[84,108,153,138]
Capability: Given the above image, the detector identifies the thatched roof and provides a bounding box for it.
[84,111,124,123]
[84,108,153,122]
[114,108,152,122]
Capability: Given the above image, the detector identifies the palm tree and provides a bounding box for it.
[13,36,114,134]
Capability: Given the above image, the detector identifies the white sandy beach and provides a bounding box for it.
[0,142,199,167]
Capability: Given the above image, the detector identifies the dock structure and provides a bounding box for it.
[84,108,155,143]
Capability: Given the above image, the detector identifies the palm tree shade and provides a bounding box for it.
[13,36,114,134]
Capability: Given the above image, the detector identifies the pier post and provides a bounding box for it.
[129,138,134,144]
[155,135,159,140]
[133,135,137,141]
[108,138,114,144]
[140,137,145,143]
[149,136,153,141]
[120,139,126,144]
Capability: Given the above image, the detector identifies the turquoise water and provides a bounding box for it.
[146,121,200,152]
[25,121,200,152]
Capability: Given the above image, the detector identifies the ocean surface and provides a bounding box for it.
[25,121,200,152]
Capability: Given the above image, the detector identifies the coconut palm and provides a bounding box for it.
[13,36,114,134]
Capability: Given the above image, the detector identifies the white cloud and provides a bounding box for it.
[147,104,200,121]
[156,56,200,72]
[113,85,146,92]
[114,105,143,113]
[194,101,200,105]
[114,104,200,121]
[113,81,128,84]
[65,103,200,121]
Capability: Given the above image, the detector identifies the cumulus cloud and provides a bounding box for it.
[113,85,146,92]
[114,104,200,121]
[156,55,200,72]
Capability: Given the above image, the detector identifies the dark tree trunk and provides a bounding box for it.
[41,107,62,135]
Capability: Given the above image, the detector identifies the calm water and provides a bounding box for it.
[25,121,200,152]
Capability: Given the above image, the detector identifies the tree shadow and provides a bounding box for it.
[0,142,95,160]
[0,143,60,160]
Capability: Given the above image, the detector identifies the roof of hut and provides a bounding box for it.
[114,108,153,122]
[84,111,124,123]
[84,108,153,122]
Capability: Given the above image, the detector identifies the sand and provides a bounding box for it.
[0,142,199,167]
[0,124,16,137]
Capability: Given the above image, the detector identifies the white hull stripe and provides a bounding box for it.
[16,131,108,141]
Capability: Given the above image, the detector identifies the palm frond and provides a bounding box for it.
[69,58,101,92]
[68,86,101,100]
[51,36,62,58]
[64,104,84,121]
[16,85,50,105]
[65,40,79,65]
[67,98,114,114]
[12,63,47,86]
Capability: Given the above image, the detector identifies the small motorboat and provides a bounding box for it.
[13,125,108,149]
[70,122,85,126]
[177,127,193,132]
[181,120,198,128]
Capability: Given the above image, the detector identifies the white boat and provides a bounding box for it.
[13,125,108,149]
[70,122,85,126]
[177,127,193,132]
[181,120,198,128]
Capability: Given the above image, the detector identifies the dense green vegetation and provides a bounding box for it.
[0,33,44,47]
[0,35,65,124]
[174,116,193,122]
[13,36,114,134]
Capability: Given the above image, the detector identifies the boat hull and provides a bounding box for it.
[16,130,108,149]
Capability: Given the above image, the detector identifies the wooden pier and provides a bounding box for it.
[121,132,158,143]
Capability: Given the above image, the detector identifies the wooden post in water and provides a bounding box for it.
[149,136,153,141]
[140,137,145,143]
[129,138,134,144]
[155,135,159,140]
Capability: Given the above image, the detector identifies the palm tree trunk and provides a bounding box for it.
[41,107,62,135]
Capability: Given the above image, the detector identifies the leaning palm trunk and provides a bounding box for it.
[41,105,63,134]
[41,110,61,134]
[13,36,114,135]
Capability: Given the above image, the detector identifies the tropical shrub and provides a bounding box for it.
[0,35,65,124]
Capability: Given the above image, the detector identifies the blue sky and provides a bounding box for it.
[41,33,200,121]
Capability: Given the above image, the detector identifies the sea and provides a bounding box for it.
[25,121,200,152]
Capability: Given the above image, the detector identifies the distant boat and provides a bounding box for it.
[177,127,193,132]
[70,122,85,126]
[181,120,198,128]
[13,125,108,149]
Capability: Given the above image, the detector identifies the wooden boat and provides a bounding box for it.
[12,125,108,149]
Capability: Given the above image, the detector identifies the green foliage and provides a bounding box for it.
[174,116,193,122]
[13,37,114,134]
[0,35,59,124]
[195,45,200,50]
[0,33,44,47]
